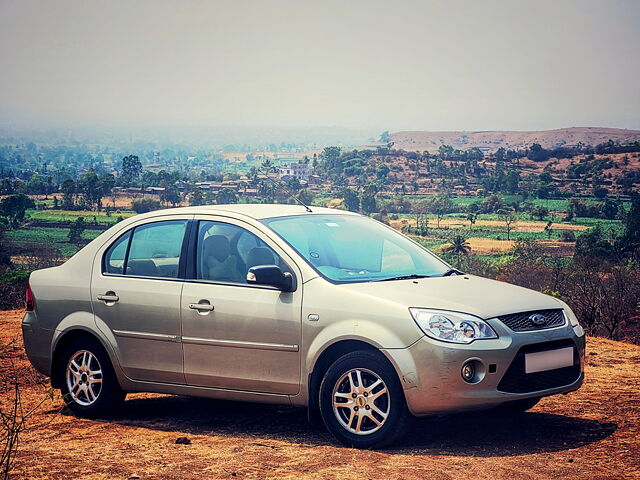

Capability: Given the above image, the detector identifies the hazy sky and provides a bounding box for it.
[1,0,639,132]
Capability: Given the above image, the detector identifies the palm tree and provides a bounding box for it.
[248,167,259,185]
[261,159,278,173]
[447,235,471,255]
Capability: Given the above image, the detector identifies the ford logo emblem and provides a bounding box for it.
[529,313,547,326]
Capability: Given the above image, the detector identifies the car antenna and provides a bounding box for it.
[257,167,313,213]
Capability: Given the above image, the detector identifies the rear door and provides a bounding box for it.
[180,216,302,394]
[92,217,190,384]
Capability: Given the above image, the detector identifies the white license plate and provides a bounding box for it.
[525,347,574,374]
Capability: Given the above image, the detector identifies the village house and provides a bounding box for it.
[278,161,312,181]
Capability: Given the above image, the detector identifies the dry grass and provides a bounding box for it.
[2,310,639,480]
[104,194,188,209]
[460,237,515,254]
[437,238,575,255]
[437,237,516,254]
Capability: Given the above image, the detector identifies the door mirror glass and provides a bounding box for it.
[247,265,293,291]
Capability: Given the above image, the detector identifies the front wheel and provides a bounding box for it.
[60,337,125,417]
[319,350,412,449]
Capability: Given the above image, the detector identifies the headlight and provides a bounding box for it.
[558,303,584,336]
[564,307,580,327]
[555,299,580,327]
[409,308,497,344]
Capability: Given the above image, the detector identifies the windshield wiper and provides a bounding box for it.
[374,274,431,282]
[442,268,463,276]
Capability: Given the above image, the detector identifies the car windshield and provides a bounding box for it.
[262,214,450,283]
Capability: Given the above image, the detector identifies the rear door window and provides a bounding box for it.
[103,231,131,274]
[103,220,188,279]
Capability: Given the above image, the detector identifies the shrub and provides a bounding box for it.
[480,195,504,213]
[442,253,498,279]
[0,270,30,310]
[531,205,549,220]
[131,198,161,213]
[0,227,11,271]
[68,217,86,245]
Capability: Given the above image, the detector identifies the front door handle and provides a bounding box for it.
[97,292,119,303]
[188,302,214,312]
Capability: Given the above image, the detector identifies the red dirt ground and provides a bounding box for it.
[1,310,639,480]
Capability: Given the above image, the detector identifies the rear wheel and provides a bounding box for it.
[60,337,125,417]
[319,350,412,449]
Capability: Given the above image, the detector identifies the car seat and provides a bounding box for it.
[202,235,242,282]
[126,259,159,277]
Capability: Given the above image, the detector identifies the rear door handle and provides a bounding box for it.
[97,293,119,303]
[189,302,214,312]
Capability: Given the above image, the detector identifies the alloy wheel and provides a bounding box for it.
[332,368,390,435]
[66,350,103,406]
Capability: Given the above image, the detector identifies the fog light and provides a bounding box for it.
[461,362,475,382]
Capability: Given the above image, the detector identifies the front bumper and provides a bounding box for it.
[383,318,585,416]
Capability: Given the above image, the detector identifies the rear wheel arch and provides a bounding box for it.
[51,329,114,389]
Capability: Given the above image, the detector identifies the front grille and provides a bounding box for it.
[498,309,566,331]
[497,340,581,394]
[498,365,581,393]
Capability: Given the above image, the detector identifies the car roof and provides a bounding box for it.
[143,204,360,220]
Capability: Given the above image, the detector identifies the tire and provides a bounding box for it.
[497,397,540,413]
[319,350,412,449]
[60,337,125,417]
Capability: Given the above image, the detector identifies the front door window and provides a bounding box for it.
[196,220,286,284]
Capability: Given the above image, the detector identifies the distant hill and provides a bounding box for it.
[391,127,640,153]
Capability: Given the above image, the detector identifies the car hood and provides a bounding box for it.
[339,274,562,320]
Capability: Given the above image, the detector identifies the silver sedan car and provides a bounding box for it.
[22,204,585,448]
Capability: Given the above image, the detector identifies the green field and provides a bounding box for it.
[5,226,103,257]
[27,209,135,225]
[5,194,618,263]
[448,195,631,211]
[9,208,134,257]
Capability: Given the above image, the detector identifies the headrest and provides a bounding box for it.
[203,235,230,262]
[126,259,158,276]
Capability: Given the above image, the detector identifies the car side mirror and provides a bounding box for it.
[247,265,294,292]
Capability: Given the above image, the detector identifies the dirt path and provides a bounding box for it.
[2,310,639,480]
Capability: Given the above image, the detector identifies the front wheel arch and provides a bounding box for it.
[308,340,382,423]
[318,349,412,448]
[307,341,410,428]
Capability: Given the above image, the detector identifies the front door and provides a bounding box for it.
[181,217,302,394]
[92,218,189,384]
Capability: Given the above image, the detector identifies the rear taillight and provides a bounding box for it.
[26,284,35,311]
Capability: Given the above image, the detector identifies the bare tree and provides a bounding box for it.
[428,193,453,229]
[411,199,430,235]
[466,212,477,229]
[498,209,517,241]
[557,260,640,341]
[1,340,60,479]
